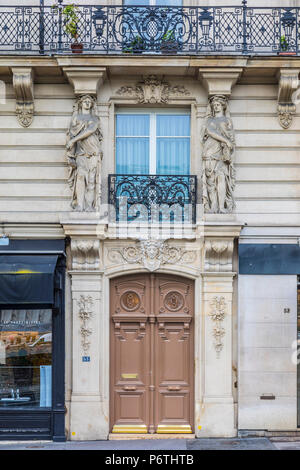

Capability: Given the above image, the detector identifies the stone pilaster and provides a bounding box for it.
[61,216,107,440]
[197,223,242,437]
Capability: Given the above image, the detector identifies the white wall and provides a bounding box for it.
[238,274,297,430]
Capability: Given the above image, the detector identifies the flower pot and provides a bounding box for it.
[278,51,296,56]
[71,42,83,54]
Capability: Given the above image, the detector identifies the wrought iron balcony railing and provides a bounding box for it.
[108,174,197,224]
[0,3,299,55]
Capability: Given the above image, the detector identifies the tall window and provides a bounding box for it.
[116,111,190,175]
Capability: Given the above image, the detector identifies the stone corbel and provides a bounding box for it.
[204,239,234,272]
[12,67,34,127]
[277,68,300,129]
[71,238,101,270]
[63,66,107,96]
[198,68,243,97]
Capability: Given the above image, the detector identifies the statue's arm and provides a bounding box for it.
[70,120,98,144]
[206,120,233,148]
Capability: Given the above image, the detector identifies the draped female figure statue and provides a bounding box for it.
[202,95,235,213]
[66,95,103,212]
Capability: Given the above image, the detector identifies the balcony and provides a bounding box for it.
[0,4,299,55]
[108,174,197,224]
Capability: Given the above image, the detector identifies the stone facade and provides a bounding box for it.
[0,0,299,441]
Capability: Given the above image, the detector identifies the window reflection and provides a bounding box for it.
[0,309,52,408]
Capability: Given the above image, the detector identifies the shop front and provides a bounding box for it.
[0,240,66,441]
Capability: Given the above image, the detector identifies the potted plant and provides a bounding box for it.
[160,30,178,54]
[62,3,83,53]
[123,35,145,54]
[278,35,296,56]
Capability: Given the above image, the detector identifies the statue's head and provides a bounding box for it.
[209,95,228,116]
[77,94,97,113]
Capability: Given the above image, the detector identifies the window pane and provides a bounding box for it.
[124,0,150,5]
[116,114,150,174]
[116,138,149,174]
[157,114,190,137]
[157,137,190,175]
[116,114,149,137]
[0,309,52,408]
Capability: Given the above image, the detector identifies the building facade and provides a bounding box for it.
[0,0,299,441]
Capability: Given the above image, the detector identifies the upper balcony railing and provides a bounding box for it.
[0,3,299,56]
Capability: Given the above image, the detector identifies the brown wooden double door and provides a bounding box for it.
[110,273,194,434]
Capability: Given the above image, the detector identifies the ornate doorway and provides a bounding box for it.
[110,273,194,434]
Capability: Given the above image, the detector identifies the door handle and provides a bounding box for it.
[123,386,137,391]
[167,386,181,391]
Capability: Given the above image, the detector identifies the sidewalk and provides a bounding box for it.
[0,437,290,450]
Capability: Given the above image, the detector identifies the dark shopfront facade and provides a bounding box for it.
[0,239,66,441]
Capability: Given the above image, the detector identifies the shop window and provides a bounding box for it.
[0,309,52,408]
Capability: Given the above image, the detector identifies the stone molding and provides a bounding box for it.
[12,67,34,127]
[108,239,197,272]
[277,68,300,129]
[63,66,107,96]
[116,75,190,103]
[71,238,100,271]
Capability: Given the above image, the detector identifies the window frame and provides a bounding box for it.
[115,108,191,176]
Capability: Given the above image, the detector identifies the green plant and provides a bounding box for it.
[123,35,145,53]
[280,35,289,51]
[162,30,176,42]
[62,3,80,39]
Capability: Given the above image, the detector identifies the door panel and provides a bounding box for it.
[110,274,194,434]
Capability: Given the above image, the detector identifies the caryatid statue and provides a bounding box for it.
[66,94,103,212]
[202,95,236,214]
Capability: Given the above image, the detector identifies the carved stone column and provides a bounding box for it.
[61,218,107,440]
[198,223,242,437]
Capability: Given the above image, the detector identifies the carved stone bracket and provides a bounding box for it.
[63,66,107,97]
[209,296,227,358]
[204,239,234,272]
[71,238,100,270]
[116,75,190,103]
[77,295,94,354]
[198,68,243,97]
[108,239,196,272]
[12,68,34,127]
[277,68,300,129]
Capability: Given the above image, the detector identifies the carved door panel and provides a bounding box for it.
[110,275,150,433]
[154,276,194,433]
[110,274,194,434]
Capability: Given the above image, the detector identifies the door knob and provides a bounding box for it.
[167,386,181,391]
[123,386,137,391]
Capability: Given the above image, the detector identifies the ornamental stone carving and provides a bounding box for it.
[204,239,234,272]
[108,239,196,272]
[66,95,103,212]
[77,295,93,354]
[202,95,236,214]
[209,296,226,358]
[116,75,190,104]
[12,68,34,128]
[71,238,100,270]
[277,68,300,129]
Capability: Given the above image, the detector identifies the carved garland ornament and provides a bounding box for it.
[209,296,227,358]
[116,75,190,104]
[71,238,100,270]
[109,239,196,272]
[77,295,93,354]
